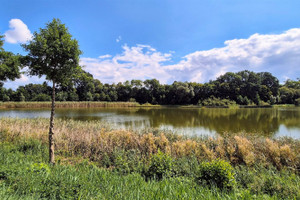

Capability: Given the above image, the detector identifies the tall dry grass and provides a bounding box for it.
[0,118,299,170]
[0,101,139,109]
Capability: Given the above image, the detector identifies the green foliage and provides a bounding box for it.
[16,139,45,155]
[173,156,199,178]
[144,150,174,180]
[0,34,21,83]
[111,149,144,175]
[2,94,10,102]
[27,163,50,175]
[32,93,51,101]
[2,67,300,106]
[199,96,237,107]
[196,160,236,190]
[22,18,82,84]
[56,91,68,101]
[18,92,25,102]
[237,95,251,105]
[234,165,255,188]
[247,167,300,199]
[295,98,300,106]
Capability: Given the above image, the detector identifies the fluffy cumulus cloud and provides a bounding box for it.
[4,19,32,44]
[4,74,46,90]
[81,28,300,84]
[80,44,173,83]
[166,28,300,82]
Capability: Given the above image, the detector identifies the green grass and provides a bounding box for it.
[0,137,300,199]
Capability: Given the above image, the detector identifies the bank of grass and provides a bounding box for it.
[1,118,300,199]
[0,101,140,109]
[0,135,300,199]
[1,118,299,170]
[0,137,299,199]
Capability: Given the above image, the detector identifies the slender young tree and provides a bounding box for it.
[22,19,82,164]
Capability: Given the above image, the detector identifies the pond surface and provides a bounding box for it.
[0,107,300,138]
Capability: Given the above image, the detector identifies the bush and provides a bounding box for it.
[199,96,237,107]
[196,160,236,190]
[144,150,174,180]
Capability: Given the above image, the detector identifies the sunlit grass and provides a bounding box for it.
[1,140,299,199]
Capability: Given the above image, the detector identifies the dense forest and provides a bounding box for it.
[1,69,299,106]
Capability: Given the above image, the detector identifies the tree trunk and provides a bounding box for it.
[49,80,56,164]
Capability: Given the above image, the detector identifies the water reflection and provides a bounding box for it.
[0,107,299,138]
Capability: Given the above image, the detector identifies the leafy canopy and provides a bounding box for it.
[22,18,82,84]
[0,34,21,82]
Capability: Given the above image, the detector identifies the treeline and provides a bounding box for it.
[0,70,300,105]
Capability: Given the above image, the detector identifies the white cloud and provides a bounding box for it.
[80,44,172,83]
[99,54,112,59]
[116,36,122,43]
[168,28,300,82]
[3,75,46,90]
[4,19,32,44]
[80,28,300,84]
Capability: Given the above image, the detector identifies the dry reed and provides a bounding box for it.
[0,101,139,109]
[0,118,299,170]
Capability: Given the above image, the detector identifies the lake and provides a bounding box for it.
[0,106,300,138]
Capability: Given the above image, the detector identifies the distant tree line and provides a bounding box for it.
[1,70,299,105]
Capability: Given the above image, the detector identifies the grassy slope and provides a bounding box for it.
[0,133,299,199]
[1,139,298,200]
[0,117,300,199]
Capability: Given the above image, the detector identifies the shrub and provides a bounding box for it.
[144,150,174,180]
[198,96,237,107]
[196,160,236,190]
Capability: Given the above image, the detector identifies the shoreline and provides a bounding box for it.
[0,101,297,109]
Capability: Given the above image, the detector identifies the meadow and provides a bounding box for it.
[0,118,300,199]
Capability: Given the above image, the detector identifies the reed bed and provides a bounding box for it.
[0,101,139,109]
[1,117,299,171]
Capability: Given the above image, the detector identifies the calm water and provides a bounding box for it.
[0,107,300,138]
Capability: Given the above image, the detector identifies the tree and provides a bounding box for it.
[22,19,82,164]
[75,71,95,101]
[0,34,21,85]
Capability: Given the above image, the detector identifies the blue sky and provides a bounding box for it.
[1,0,300,89]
